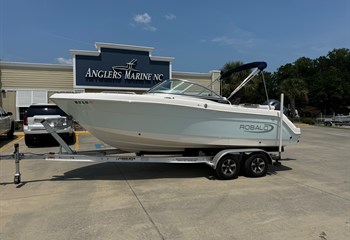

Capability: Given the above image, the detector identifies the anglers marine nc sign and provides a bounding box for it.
[72,43,174,90]
[85,58,164,81]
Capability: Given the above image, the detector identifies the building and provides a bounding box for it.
[0,43,220,121]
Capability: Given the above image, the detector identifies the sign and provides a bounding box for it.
[72,43,174,90]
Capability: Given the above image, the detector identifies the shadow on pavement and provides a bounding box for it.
[53,163,216,181]
[0,136,20,148]
[0,162,293,186]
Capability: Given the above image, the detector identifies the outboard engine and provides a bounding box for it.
[262,99,289,115]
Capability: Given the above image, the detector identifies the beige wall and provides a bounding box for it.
[173,71,221,95]
[0,62,74,120]
[1,91,16,114]
[0,63,73,90]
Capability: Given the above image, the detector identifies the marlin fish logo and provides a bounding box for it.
[112,59,139,72]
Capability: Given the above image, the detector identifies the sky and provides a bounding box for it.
[0,0,349,73]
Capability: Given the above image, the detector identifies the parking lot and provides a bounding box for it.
[0,126,349,240]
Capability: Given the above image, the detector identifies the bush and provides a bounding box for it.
[300,117,315,125]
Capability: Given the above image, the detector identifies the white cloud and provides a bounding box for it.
[143,25,157,32]
[56,57,72,64]
[210,34,255,53]
[164,13,176,20]
[211,36,236,46]
[133,13,157,31]
[134,13,151,24]
[209,26,256,52]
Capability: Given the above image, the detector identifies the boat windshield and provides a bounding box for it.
[147,79,229,103]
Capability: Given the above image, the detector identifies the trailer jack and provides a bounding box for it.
[13,143,21,184]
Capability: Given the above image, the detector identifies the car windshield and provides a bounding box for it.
[26,105,67,117]
[147,79,222,99]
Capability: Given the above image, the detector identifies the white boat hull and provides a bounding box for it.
[51,93,301,153]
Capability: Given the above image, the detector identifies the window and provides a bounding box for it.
[16,90,48,121]
[16,90,48,107]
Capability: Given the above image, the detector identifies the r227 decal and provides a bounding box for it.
[239,124,274,133]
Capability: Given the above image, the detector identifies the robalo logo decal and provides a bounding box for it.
[239,124,274,133]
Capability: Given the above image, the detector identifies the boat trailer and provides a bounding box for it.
[0,120,281,184]
[2,144,281,185]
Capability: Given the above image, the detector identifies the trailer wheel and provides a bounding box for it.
[245,153,268,178]
[324,121,332,126]
[215,155,240,180]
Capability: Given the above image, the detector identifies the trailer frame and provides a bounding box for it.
[1,141,279,184]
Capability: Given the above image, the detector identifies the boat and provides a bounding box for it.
[50,62,301,154]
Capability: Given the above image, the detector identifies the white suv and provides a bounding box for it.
[24,103,75,146]
[0,106,15,139]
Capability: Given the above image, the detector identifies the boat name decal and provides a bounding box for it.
[118,157,136,161]
[85,58,164,81]
[239,124,274,133]
[175,158,199,162]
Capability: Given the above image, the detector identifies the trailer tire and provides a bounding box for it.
[324,121,332,126]
[7,122,15,139]
[245,153,268,178]
[215,155,240,180]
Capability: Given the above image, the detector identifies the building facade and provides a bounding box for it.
[0,43,221,121]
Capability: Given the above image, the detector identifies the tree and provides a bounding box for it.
[220,48,350,115]
[221,61,247,104]
[280,78,308,118]
[293,57,316,78]
[220,61,269,104]
[309,48,350,114]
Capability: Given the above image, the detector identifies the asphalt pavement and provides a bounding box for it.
[0,126,349,240]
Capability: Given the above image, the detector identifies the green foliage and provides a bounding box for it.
[300,117,316,125]
[301,106,320,117]
[280,77,308,118]
[221,61,244,99]
[220,61,273,104]
[220,48,350,116]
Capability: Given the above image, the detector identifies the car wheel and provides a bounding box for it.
[68,133,76,145]
[24,135,33,147]
[7,122,15,139]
